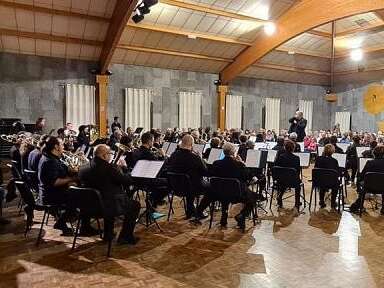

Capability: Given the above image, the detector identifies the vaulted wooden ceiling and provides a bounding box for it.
[1,0,384,86]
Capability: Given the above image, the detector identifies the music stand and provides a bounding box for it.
[131,160,165,230]
[166,142,178,157]
[359,158,373,173]
[246,150,261,168]
[356,147,370,158]
[192,143,205,157]
[332,153,346,168]
[267,150,277,163]
[207,148,223,165]
[134,127,144,134]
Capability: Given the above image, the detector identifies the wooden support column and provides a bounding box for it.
[217,85,228,131]
[96,75,109,137]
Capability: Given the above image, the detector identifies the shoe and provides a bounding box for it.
[117,236,140,245]
[0,217,10,225]
[220,219,228,227]
[319,202,326,209]
[277,198,283,208]
[380,208,384,215]
[79,226,100,237]
[195,211,208,220]
[189,218,202,225]
[256,194,267,201]
[60,226,73,236]
[235,214,245,230]
[102,232,116,242]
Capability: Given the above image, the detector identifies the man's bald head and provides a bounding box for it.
[94,144,111,162]
[180,134,193,150]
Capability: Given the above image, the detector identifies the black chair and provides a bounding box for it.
[310,168,344,212]
[359,172,384,216]
[166,172,191,221]
[11,160,22,179]
[68,186,110,256]
[24,169,39,193]
[14,180,55,245]
[209,177,257,232]
[270,166,306,210]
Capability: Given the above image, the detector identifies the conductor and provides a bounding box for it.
[288,111,307,142]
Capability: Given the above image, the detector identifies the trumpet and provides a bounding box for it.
[61,150,89,171]
[0,134,18,144]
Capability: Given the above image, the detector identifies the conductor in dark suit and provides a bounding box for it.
[274,140,301,210]
[314,144,340,209]
[79,144,140,245]
[288,111,307,142]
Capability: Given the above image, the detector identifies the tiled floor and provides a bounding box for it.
[1,168,383,288]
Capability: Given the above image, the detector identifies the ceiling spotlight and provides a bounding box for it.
[264,22,276,36]
[132,13,144,23]
[288,50,295,55]
[187,34,197,39]
[350,49,363,62]
[138,4,150,15]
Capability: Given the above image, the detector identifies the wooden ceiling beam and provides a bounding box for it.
[220,0,384,84]
[335,65,384,75]
[335,45,384,58]
[126,23,251,46]
[336,22,384,38]
[253,62,330,76]
[275,47,331,59]
[0,0,110,22]
[0,28,103,46]
[160,0,266,23]
[100,0,138,74]
[117,44,232,62]
[306,30,332,38]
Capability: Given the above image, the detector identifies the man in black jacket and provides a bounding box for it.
[274,140,301,211]
[166,135,209,218]
[79,144,140,244]
[330,135,344,154]
[288,111,307,142]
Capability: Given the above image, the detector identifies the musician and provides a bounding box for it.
[166,135,209,218]
[79,144,140,244]
[362,140,377,158]
[38,136,93,236]
[153,131,162,149]
[75,125,90,151]
[288,132,302,152]
[350,146,384,214]
[109,129,122,151]
[57,128,65,140]
[191,130,204,144]
[9,137,22,174]
[20,139,34,174]
[330,136,344,154]
[202,137,220,160]
[33,117,46,135]
[314,144,340,209]
[274,140,301,211]
[346,135,360,185]
[237,135,248,161]
[195,143,256,229]
[288,111,307,142]
[111,116,122,132]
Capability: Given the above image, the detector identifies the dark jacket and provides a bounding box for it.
[359,158,384,181]
[332,144,344,154]
[275,151,301,180]
[166,148,208,192]
[28,148,42,171]
[79,157,132,217]
[315,155,339,172]
[288,117,307,142]
[131,145,161,167]
[237,143,247,162]
[362,149,374,158]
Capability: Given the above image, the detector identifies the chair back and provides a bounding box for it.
[272,166,299,188]
[364,172,384,194]
[167,172,191,197]
[10,160,22,179]
[69,186,105,217]
[24,169,39,192]
[312,168,339,190]
[210,177,242,203]
[14,180,35,206]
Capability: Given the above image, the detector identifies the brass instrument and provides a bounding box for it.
[61,150,89,171]
[113,142,132,165]
[0,134,18,144]
[89,125,100,143]
[151,147,165,159]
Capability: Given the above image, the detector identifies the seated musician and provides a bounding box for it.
[330,136,344,154]
[273,136,285,158]
[38,136,96,236]
[28,135,49,172]
[361,140,377,158]
[350,146,384,214]
[79,144,140,244]
[109,129,122,151]
[10,137,22,174]
[75,125,90,151]
[202,137,220,160]
[195,143,256,229]
[345,135,360,185]
[288,132,301,152]
[314,144,340,209]
[237,135,248,161]
[152,131,162,149]
[166,135,209,218]
[274,140,301,210]
[191,130,204,144]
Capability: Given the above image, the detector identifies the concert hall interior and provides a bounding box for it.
[2,1,384,288]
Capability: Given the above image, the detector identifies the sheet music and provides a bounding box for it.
[192,143,205,157]
[297,142,305,152]
[207,148,223,164]
[131,160,164,178]
[336,143,350,153]
[317,146,324,155]
[293,152,310,167]
[246,150,261,168]
[267,142,277,149]
[249,136,256,142]
[166,142,178,156]
[162,142,170,153]
[356,146,370,158]
[203,143,210,153]
[332,153,347,168]
[254,142,267,150]
[359,158,373,173]
[267,149,278,163]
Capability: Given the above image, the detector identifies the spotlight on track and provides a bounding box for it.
[132,0,158,23]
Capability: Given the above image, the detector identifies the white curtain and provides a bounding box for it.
[335,111,351,133]
[265,98,280,132]
[124,88,152,132]
[299,100,313,133]
[65,84,96,131]
[226,94,242,129]
[179,91,202,129]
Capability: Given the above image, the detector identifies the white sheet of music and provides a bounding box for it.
[249,136,256,142]
[267,142,277,149]
[207,148,223,164]
[267,149,277,163]
[246,150,261,168]
[162,142,170,153]
[356,146,370,158]
[203,143,210,153]
[336,143,350,153]
[293,152,310,167]
[359,158,373,173]
[254,143,267,150]
[297,142,305,152]
[166,142,178,156]
[332,153,347,168]
[131,160,164,178]
[192,143,205,157]
[317,146,324,155]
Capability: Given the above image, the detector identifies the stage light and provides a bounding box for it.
[350,49,363,62]
[264,22,276,36]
